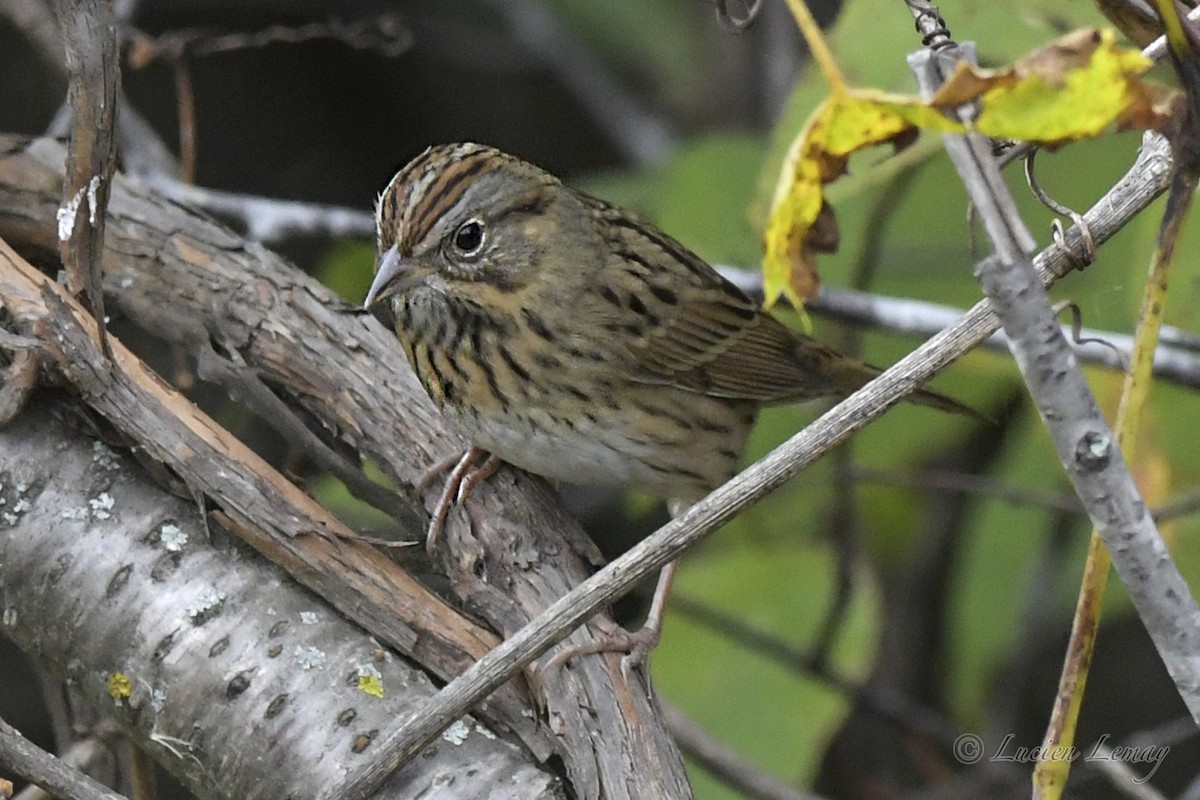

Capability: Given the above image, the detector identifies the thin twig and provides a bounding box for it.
[1084,743,1169,800]
[172,59,196,183]
[115,98,180,179]
[848,465,1082,514]
[713,0,766,33]
[1153,489,1200,522]
[669,595,963,749]
[125,744,157,800]
[1073,715,1195,800]
[911,47,1200,728]
[478,0,674,165]
[12,726,121,800]
[850,464,1200,523]
[0,0,61,72]
[124,15,411,65]
[0,716,124,800]
[135,174,375,243]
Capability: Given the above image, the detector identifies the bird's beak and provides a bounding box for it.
[364,244,408,309]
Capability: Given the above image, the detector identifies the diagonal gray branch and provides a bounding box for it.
[0,715,124,800]
[910,45,1200,721]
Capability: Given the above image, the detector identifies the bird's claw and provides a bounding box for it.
[421,446,500,558]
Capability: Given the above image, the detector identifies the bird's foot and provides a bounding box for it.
[420,446,501,557]
[543,561,678,677]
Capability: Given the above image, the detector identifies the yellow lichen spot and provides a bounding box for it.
[108,672,133,699]
[357,673,384,698]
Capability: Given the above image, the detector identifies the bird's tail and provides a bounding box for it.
[824,352,985,420]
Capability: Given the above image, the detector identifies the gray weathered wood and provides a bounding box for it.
[0,401,561,800]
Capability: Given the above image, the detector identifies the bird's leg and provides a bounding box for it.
[619,559,677,673]
[544,495,698,674]
[423,446,496,557]
[542,559,679,675]
[455,453,502,503]
[414,449,470,493]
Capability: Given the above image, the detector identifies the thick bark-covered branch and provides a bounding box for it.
[0,136,689,800]
[0,401,558,800]
[52,0,119,356]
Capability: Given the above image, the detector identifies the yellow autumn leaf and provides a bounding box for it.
[763,90,962,308]
[764,17,1176,310]
[931,28,1174,144]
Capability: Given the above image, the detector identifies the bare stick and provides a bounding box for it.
[52,0,119,358]
[662,702,828,800]
[0,716,124,800]
[479,0,673,164]
[136,175,375,243]
[910,47,1200,722]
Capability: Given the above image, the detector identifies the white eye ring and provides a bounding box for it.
[452,219,486,256]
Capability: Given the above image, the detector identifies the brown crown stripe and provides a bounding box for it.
[377,143,491,251]
[376,147,437,249]
[401,147,500,256]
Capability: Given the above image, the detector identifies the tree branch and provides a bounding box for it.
[910,46,1200,722]
[661,702,828,800]
[51,0,119,357]
[478,0,674,164]
[0,136,689,800]
[0,400,558,800]
[0,716,123,800]
[135,174,376,243]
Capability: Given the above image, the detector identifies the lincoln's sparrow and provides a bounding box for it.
[366,143,970,654]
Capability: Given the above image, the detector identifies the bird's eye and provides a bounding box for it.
[452,219,486,256]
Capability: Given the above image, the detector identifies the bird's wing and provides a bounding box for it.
[585,197,854,403]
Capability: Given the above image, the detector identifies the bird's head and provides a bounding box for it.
[365,143,579,339]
